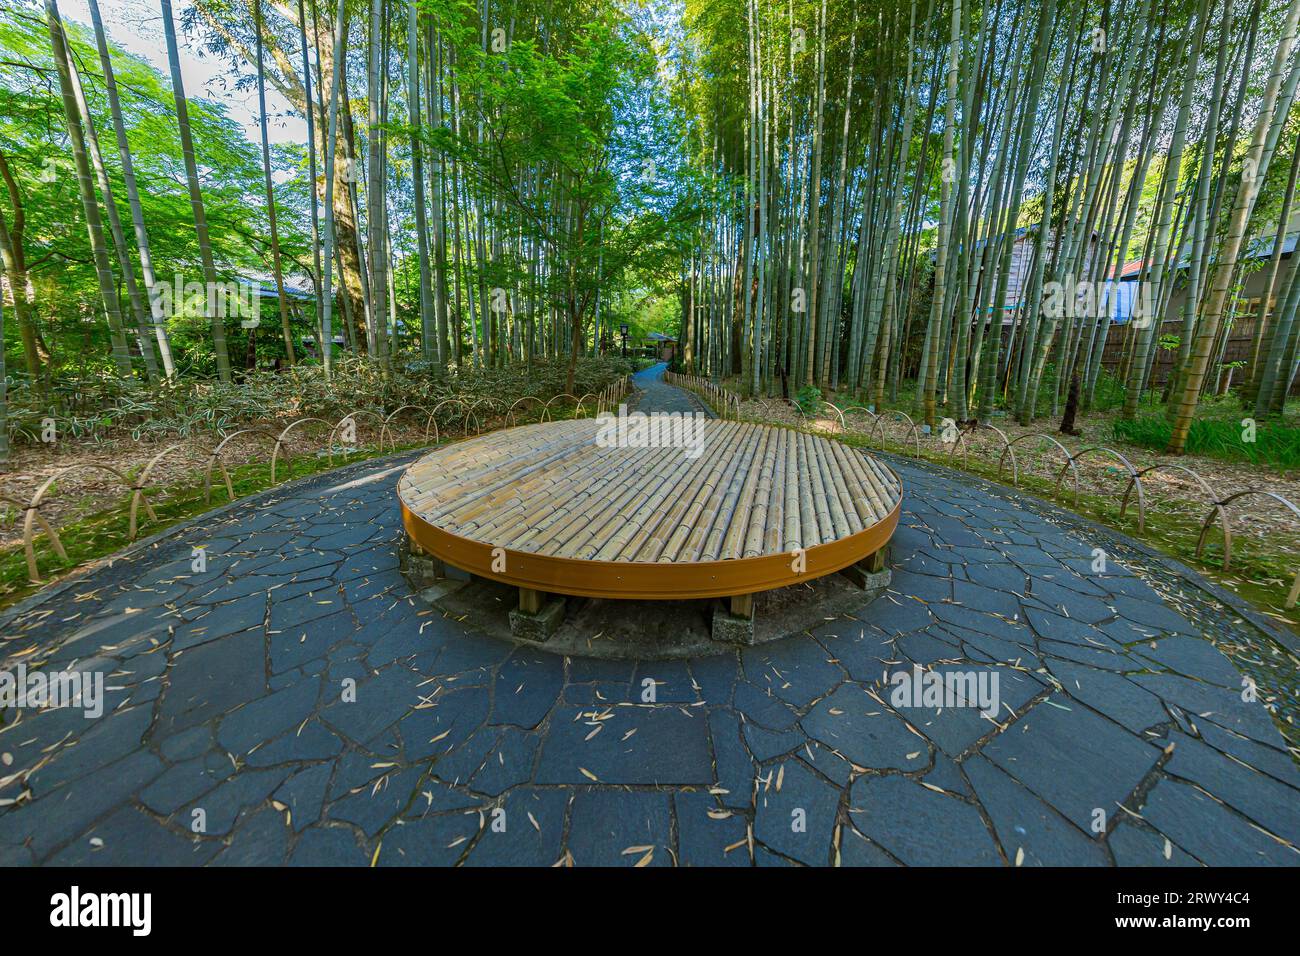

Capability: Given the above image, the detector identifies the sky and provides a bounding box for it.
[58,0,308,148]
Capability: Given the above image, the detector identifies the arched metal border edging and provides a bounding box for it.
[791,401,845,435]
[270,418,331,484]
[429,398,470,436]
[840,405,879,426]
[0,493,26,529]
[204,429,280,504]
[23,463,133,582]
[379,405,439,451]
[1123,464,1224,547]
[838,405,880,446]
[820,402,847,434]
[541,393,579,423]
[1052,446,1146,532]
[1196,489,1300,607]
[465,397,504,435]
[128,442,189,540]
[867,410,921,457]
[327,409,386,465]
[948,422,1017,478]
[574,393,598,419]
[997,432,1074,490]
[505,396,545,427]
[789,400,812,429]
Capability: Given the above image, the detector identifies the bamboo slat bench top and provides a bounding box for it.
[398,419,903,600]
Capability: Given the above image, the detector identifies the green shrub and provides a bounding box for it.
[3,355,632,446]
[795,384,822,416]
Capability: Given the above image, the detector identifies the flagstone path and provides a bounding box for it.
[0,365,1297,866]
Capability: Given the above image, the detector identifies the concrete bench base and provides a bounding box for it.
[509,595,566,644]
[711,594,756,645]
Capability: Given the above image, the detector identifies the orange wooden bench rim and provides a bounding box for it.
[397,420,903,600]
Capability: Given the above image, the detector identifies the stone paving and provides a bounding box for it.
[0,371,1298,866]
[627,362,715,417]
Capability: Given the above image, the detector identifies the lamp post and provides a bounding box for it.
[619,322,628,359]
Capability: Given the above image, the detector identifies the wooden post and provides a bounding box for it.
[400,532,446,584]
[519,587,543,615]
[841,547,890,589]
[729,593,754,619]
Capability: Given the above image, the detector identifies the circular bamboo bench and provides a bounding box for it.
[397,419,902,641]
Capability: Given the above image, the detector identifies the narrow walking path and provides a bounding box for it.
[628,362,715,417]
[0,373,1297,866]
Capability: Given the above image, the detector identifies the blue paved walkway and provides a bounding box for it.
[628,362,714,416]
[1,377,1297,866]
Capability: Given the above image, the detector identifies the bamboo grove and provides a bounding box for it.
[2,0,1299,458]
[676,0,1300,452]
[1,0,684,403]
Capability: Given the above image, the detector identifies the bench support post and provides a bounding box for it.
[840,547,892,592]
[519,587,543,615]
[399,533,446,587]
[509,587,564,644]
[712,593,757,645]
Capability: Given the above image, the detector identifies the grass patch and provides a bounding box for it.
[1112,416,1300,471]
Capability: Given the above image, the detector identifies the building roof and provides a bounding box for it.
[237,274,313,301]
[1112,230,1299,280]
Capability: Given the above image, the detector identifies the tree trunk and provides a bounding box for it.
[408,0,436,365]
[1167,0,1300,453]
[921,0,961,428]
[88,0,175,379]
[254,0,296,366]
[45,0,133,379]
[160,0,232,381]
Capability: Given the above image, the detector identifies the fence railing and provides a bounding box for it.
[777,400,1300,610]
[663,372,741,420]
[8,377,633,584]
